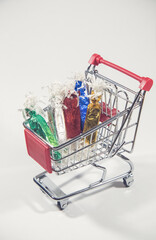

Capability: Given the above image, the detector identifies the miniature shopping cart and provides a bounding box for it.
[23,53,153,210]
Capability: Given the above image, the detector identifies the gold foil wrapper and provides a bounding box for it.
[83,96,101,145]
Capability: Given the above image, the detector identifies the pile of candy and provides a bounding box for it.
[22,75,117,160]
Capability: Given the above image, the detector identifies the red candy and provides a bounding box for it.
[63,94,81,139]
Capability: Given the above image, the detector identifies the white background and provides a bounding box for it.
[0,0,156,239]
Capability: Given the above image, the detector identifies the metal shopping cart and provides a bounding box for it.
[23,53,153,210]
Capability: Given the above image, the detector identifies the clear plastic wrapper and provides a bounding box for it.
[47,83,68,144]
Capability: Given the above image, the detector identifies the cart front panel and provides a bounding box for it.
[24,128,52,173]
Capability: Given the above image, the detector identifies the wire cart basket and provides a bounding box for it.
[23,53,153,210]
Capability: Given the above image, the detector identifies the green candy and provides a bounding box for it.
[25,108,61,160]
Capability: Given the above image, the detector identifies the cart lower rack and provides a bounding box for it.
[23,53,153,210]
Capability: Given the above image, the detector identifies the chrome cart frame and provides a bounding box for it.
[23,54,153,210]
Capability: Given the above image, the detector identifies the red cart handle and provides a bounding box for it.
[89,53,153,91]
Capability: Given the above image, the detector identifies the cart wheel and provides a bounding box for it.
[57,201,68,210]
[123,174,134,187]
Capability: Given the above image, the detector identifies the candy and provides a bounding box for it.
[63,93,81,139]
[75,80,82,93]
[54,105,67,144]
[25,108,61,160]
[47,83,67,144]
[47,106,58,141]
[78,87,90,131]
[74,80,90,131]
[83,94,101,144]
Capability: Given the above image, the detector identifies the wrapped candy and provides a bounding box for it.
[83,94,101,144]
[54,103,67,144]
[47,106,58,140]
[22,94,61,160]
[47,83,67,144]
[74,80,90,131]
[75,80,82,93]
[25,109,58,146]
[48,78,81,141]
[25,109,61,160]
[63,93,81,139]
[78,86,90,131]
[71,72,84,92]
[83,79,108,144]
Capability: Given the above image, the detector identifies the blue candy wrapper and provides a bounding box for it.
[78,86,90,131]
[75,81,82,93]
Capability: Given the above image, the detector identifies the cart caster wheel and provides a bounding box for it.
[57,201,68,210]
[123,174,134,187]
